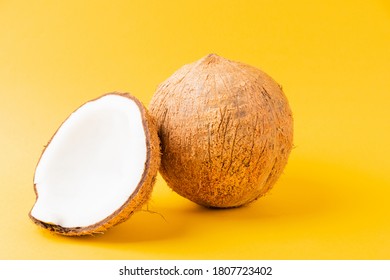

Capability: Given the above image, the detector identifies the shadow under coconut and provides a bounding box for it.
[74,160,347,243]
[184,180,335,218]
[80,207,187,243]
[32,207,185,245]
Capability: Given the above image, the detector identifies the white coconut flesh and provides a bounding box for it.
[31,95,147,228]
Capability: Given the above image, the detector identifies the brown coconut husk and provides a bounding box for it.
[149,54,293,208]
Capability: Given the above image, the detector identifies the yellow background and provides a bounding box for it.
[1,0,389,259]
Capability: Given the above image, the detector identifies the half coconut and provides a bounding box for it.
[29,93,160,236]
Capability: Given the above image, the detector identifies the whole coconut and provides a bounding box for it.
[149,54,293,208]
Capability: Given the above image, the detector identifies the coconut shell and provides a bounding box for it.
[29,93,161,236]
[149,54,293,208]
